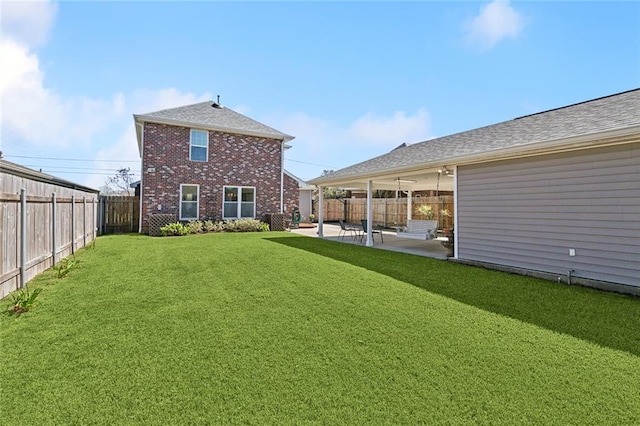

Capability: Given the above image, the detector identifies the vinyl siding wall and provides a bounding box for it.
[456,142,640,287]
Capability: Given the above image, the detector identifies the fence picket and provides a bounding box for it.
[317,196,454,229]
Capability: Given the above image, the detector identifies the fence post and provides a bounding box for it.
[71,195,76,255]
[83,196,87,248]
[94,197,97,240]
[19,189,27,289]
[52,192,57,266]
[130,197,134,232]
[97,197,102,236]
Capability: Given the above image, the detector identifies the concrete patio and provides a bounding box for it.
[289,223,451,260]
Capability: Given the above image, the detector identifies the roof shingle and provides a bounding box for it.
[135,101,293,141]
[312,89,640,183]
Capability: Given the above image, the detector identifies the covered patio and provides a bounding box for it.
[289,222,451,260]
[310,164,458,256]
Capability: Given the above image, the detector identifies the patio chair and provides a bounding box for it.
[338,219,358,240]
[361,219,383,243]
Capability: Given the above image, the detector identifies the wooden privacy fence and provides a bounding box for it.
[97,195,139,235]
[1,190,97,298]
[317,196,454,230]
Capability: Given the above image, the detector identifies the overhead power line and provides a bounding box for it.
[285,158,335,168]
[37,170,140,176]
[21,164,141,172]
[4,154,139,163]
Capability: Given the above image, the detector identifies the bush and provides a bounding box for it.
[159,219,268,236]
[160,222,189,236]
[187,220,203,234]
[203,220,224,233]
[224,218,266,232]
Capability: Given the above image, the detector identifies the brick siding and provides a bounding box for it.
[140,122,296,232]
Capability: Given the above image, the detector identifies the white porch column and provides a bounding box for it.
[407,189,413,222]
[318,186,324,238]
[366,180,373,247]
[453,166,458,259]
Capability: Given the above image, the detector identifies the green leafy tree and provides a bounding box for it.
[319,170,347,199]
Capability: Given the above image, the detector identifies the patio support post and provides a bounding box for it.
[453,166,459,259]
[407,189,413,222]
[317,186,324,238]
[366,180,373,247]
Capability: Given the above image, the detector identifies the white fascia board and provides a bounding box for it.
[133,114,295,142]
[310,125,640,187]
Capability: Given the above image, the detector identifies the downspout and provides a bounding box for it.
[137,122,144,233]
[280,140,285,214]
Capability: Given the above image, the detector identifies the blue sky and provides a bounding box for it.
[2,1,639,190]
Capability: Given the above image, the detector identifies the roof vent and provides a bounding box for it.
[212,95,223,109]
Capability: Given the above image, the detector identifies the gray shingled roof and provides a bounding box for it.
[311,89,640,184]
[135,101,294,141]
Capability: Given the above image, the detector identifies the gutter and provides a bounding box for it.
[309,124,640,186]
[280,140,285,214]
[137,122,144,233]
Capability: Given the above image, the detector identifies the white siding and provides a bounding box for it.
[457,143,640,287]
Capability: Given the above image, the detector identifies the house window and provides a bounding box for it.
[180,184,199,220]
[190,129,208,162]
[223,186,255,219]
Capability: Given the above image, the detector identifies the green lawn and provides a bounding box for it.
[1,232,639,424]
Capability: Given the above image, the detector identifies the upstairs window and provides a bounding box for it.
[190,129,208,162]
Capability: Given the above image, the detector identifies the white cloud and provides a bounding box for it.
[348,109,431,146]
[0,0,58,47]
[128,88,211,116]
[0,0,211,187]
[83,88,212,190]
[273,108,432,181]
[466,0,524,50]
[280,112,333,152]
[0,38,124,147]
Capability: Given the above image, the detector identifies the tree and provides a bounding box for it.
[104,167,135,195]
[318,170,347,199]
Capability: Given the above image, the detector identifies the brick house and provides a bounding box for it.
[133,101,297,233]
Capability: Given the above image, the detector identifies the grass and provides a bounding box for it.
[1,232,639,424]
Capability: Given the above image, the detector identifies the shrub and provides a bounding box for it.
[160,222,189,236]
[187,220,203,234]
[417,205,434,219]
[224,218,265,232]
[6,286,42,316]
[204,220,224,233]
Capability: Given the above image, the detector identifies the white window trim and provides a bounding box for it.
[223,185,256,219]
[189,129,209,162]
[180,184,199,220]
